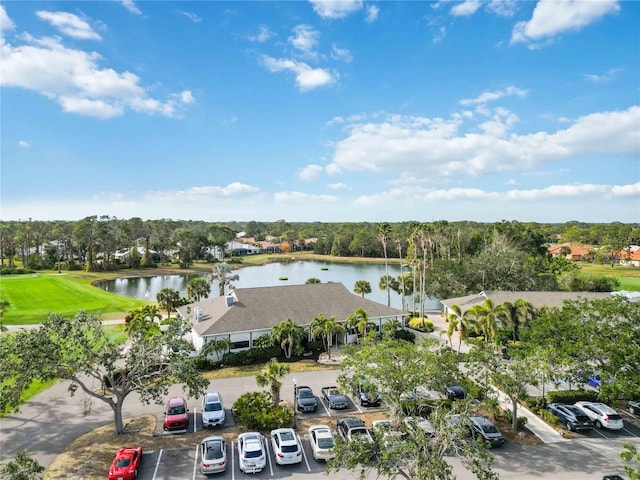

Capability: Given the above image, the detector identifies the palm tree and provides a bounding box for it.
[497,299,535,342]
[310,314,345,359]
[346,308,373,341]
[353,280,371,298]
[379,275,398,305]
[186,277,211,302]
[209,262,239,297]
[379,222,392,306]
[156,287,181,319]
[468,299,499,348]
[255,360,291,406]
[124,305,162,337]
[271,318,305,359]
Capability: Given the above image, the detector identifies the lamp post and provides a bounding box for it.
[292,376,297,429]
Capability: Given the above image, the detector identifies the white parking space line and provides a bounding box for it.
[623,427,640,438]
[590,428,608,438]
[192,444,199,480]
[231,442,236,480]
[319,398,332,417]
[264,435,274,476]
[297,433,311,472]
[354,401,363,414]
[152,449,163,480]
[193,407,197,433]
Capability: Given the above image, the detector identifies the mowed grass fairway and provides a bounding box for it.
[579,263,640,291]
[0,273,148,325]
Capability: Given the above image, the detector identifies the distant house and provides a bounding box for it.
[548,243,595,262]
[619,248,640,267]
[177,282,404,358]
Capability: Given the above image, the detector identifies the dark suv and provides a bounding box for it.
[354,381,382,407]
[548,403,593,431]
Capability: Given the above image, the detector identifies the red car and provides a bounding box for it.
[164,396,189,431]
[108,446,142,480]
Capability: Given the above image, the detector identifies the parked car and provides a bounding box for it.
[445,385,467,401]
[108,446,142,480]
[295,386,318,412]
[164,396,189,431]
[270,428,303,465]
[308,425,336,461]
[575,401,624,430]
[321,386,349,410]
[200,436,227,474]
[237,432,266,474]
[372,419,404,451]
[354,381,382,407]
[548,403,593,432]
[469,416,505,447]
[403,416,436,439]
[336,416,374,443]
[627,399,640,415]
[202,392,225,428]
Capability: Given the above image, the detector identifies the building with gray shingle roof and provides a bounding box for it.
[177,282,404,354]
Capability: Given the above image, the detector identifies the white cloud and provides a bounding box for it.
[582,67,622,83]
[248,25,274,43]
[273,191,340,203]
[460,86,528,105]
[1,34,193,118]
[450,0,482,17]
[18,140,30,147]
[178,11,202,23]
[365,5,379,23]
[432,26,447,44]
[36,11,101,40]
[298,164,323,181]
[611,182,640,197]
[511,0,620,46]
[1,5,16,33]
[288,25,320,57]
[261,55,336,91]
[148,183,261,200]
[309,0,363,19]
[487,0,517,17]
[326,182,350,190]
[121,0,142,15]
[331,44,352,63]
[326,106,640,181]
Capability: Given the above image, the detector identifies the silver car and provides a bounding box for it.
[200,436,227,474]
[202,392,226,428]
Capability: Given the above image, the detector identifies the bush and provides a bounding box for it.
[539,408,560,426]
[233,391,293,430]
[407,317,434,332]
[546,389,599,404]
[0,267,36,275]
[222,346,280,366]
[393,328,416,343]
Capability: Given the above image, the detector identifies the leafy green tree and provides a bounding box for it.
[305,277,321,284]
[378,275,398,307]
[186,277,211,302]
[156,287,181,319]
[379,222,392,306]
[271,318,305,359]
[124,305,163,337]
[621,443,640,480]
[209,262,239,297]
[496,299,535,342]
[0,312,208,434]
[255,360,291,406]
[0,450,44,480]
[331,337,498,480]
[310,314,345,359]
[353,279,371,298]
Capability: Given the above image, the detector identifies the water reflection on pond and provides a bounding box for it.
[97,260,440,310]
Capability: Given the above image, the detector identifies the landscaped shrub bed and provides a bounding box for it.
[545,389,599,404]
[407,317,434,332]
[233,391,293,430]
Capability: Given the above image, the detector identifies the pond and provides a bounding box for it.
[96,260,441,311]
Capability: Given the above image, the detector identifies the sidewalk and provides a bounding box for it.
[426,313,567,444]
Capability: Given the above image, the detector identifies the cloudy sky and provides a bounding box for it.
[1,0,638,223]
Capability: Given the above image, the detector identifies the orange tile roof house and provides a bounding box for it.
[548,243,595,261]
[177,282,404,357]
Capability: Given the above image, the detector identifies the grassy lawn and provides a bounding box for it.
[578,263,640,291]
[203,359,336,380]
[0,273,148,325]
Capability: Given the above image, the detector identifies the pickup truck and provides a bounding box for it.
[336,417,374,443]
[321,386,349,410]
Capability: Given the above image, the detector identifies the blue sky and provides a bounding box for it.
[1,0,639,223]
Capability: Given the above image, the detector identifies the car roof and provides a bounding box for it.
[273,429,297,444]
[205,392,221,402]
[167,396,186,406]
[470,415,495,426]
[578,401,616,413]
[310,425,332,435]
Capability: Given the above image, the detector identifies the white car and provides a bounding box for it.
[270,428,303,465]
[237,432,266,473]
[403,416,436,438]
[575,401,624,430]
[200,435,227,474]
[308,425,336,461]
[202,392,226,428]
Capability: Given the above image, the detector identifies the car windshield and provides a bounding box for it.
[168,406,185,415]
[205,402,222,412]
[115,459,131,468]
[299,390,313,398]
[317,437,334,449]
[481,424,499,434]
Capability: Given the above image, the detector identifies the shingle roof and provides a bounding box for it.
[177,282,404,337]
[441,290,612,314]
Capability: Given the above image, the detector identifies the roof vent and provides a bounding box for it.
[225,295,235,307]
[194,307,203,322]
